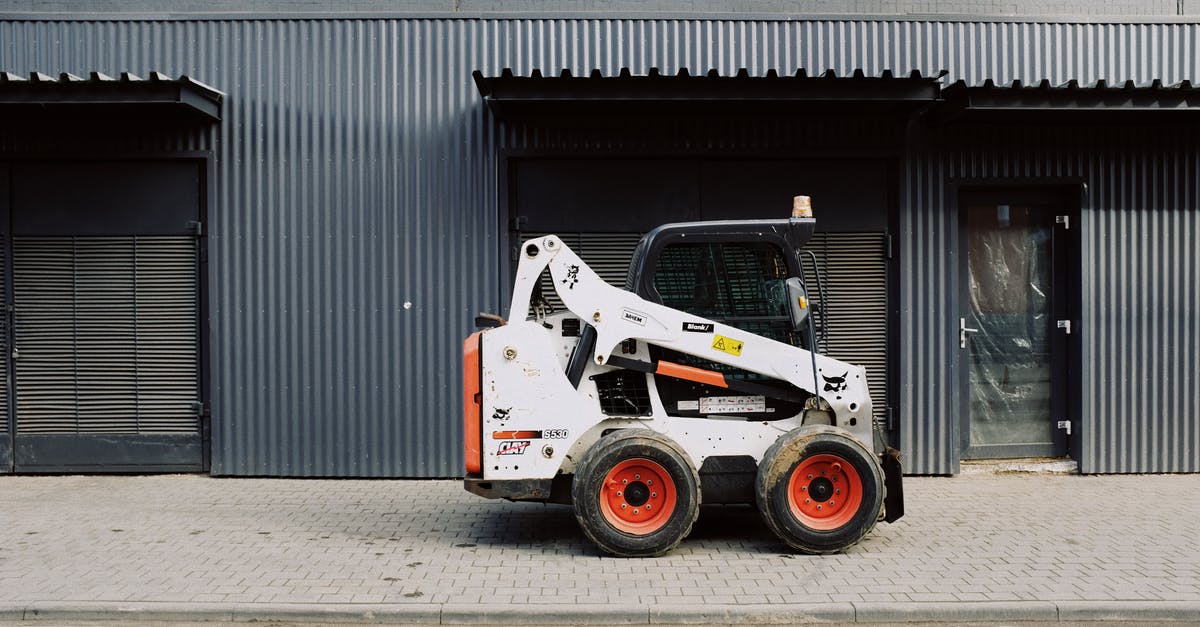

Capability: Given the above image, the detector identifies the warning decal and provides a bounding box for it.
[711,334,744,357]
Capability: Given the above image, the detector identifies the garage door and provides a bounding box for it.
[1,161,204,472]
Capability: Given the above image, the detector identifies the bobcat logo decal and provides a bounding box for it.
[822,372,849,393]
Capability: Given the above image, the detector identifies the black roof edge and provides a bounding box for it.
[0,71,224,121]
[473,67,946,117]
[939,77,1200,119]
[944,77,1199,93]
[476,68,1199,121]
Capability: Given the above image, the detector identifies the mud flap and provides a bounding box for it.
[882,447,904,523]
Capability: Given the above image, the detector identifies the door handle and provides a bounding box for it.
[959,317,979,349]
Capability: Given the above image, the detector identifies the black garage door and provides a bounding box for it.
[0,160,204,472]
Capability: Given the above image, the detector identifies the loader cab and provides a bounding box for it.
[623,217,819,420]
[624,217,817,346]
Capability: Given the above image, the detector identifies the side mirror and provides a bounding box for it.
[785,277,810,329]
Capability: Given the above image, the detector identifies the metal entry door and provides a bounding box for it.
[959,188,1074,459]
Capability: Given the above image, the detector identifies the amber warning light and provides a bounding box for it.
[792,195,813,219]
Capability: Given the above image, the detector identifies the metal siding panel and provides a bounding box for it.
[1,18,1196,475]
[900,131,959,475]
[1080,126,1200,474]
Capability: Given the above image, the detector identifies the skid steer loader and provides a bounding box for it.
[463,197,903,557]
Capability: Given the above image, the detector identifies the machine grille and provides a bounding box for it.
[591,370,652,416]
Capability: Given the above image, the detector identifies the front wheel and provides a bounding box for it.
[756,426,884,554]
[571,430,700,557]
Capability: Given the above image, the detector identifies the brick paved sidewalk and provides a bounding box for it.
[1,473,1198,623]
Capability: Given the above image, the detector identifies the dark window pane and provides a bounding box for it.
[652,241,795,350]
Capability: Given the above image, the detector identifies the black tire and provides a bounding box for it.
[571,430,700,557]
[755,425,884,554]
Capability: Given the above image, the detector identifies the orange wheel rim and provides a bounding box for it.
[786,453,863,531]
[599,458,677,534]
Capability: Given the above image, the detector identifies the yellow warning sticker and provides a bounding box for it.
[711,334,744,357]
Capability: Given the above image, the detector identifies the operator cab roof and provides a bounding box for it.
[624,217,816,300]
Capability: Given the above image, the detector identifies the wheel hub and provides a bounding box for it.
[807,477,834,502]
[624,481,650,507]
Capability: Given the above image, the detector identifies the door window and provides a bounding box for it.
[961,193,1072,460]
[967,205,1053,450]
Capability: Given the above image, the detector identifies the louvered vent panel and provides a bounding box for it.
[13,236,199,435]
[76,239,138,433]
[803,232,889,425]
[13,240,77,434]
[0,238,7,433]
[525,233,644,314]
[135,238,200,432]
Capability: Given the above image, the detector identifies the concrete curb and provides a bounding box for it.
[853,600,1059,622]
[442,604,647,625]
[650,603,853,624]
[3,600,1200,623]
[1057,600,1200,622]
[18,602,236,622]
[230,602,442,624]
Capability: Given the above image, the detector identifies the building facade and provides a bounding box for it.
[0,1,1196,476]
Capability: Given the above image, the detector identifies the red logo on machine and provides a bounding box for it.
[497,440,530,456]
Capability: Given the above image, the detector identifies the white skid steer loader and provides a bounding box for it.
[463,197,903,557]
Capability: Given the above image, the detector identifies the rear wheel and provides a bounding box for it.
[572,430,700,557]
[756,426,883,554]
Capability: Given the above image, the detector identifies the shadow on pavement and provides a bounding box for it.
[461,501,788,555]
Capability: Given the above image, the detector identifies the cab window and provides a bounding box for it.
[652,241,796,346]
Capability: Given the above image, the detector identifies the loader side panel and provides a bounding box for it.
[464,332,483,474]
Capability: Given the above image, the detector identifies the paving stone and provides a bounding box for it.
[0,473,1198,621]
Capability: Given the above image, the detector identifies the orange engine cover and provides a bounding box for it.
[462,332,483,474]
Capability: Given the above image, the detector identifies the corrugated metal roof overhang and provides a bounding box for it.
[473,68,945,118]
[940,78,1200,122]
[0,72,223,122]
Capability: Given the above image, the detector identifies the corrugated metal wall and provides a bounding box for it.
[899,125,958,473]
[902,123,1200,474]
[1080,126,1199,474]
[1,17,1196,475]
